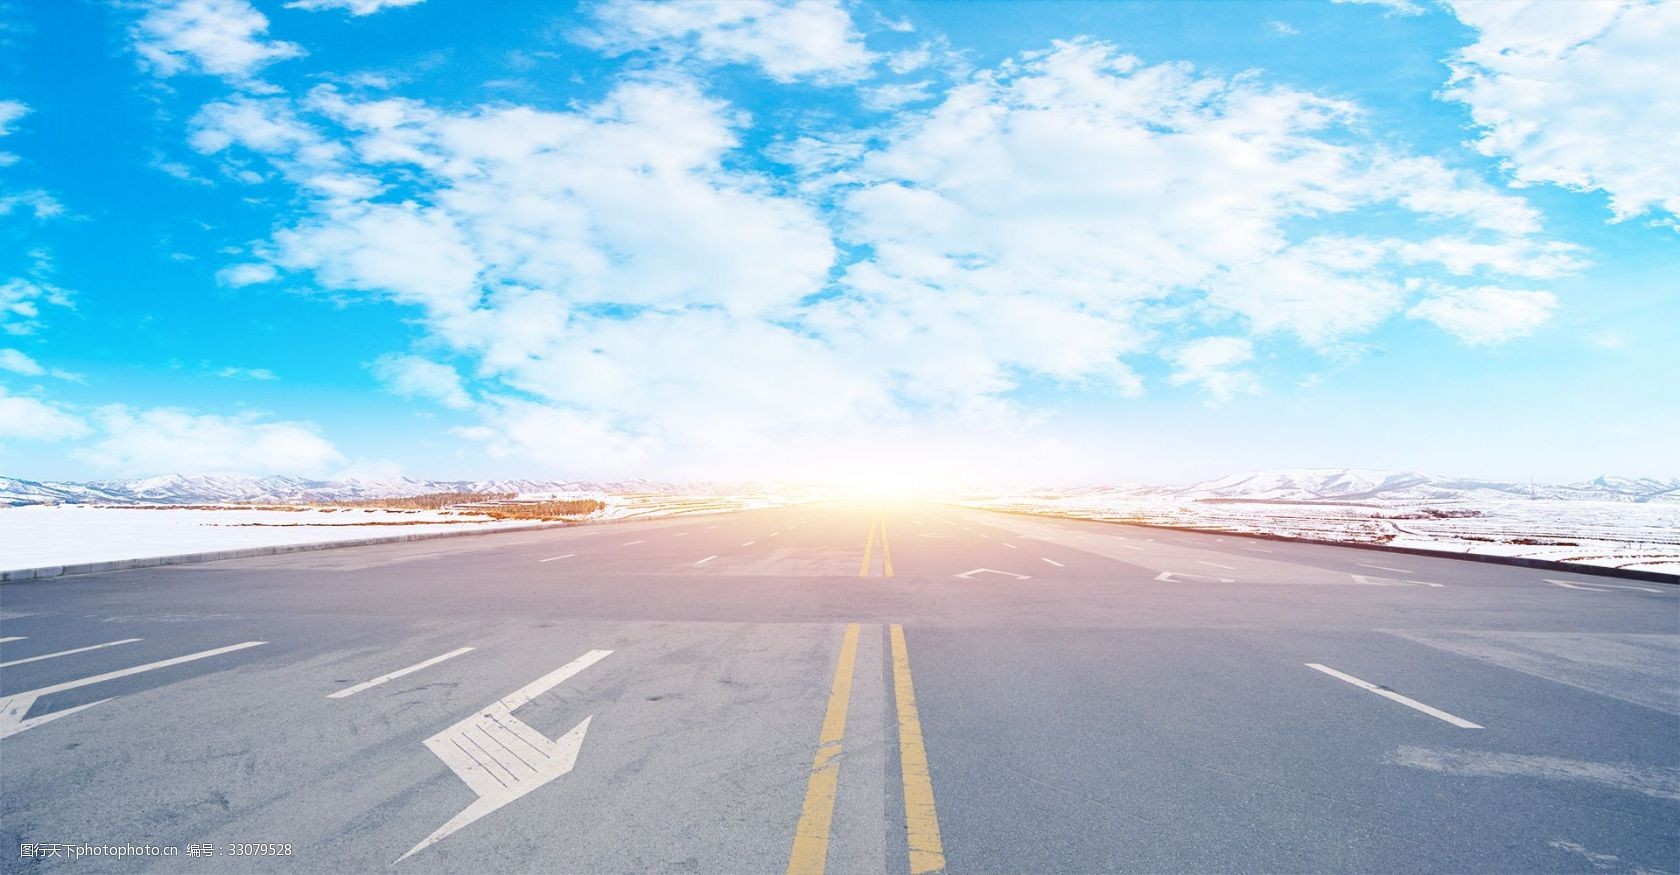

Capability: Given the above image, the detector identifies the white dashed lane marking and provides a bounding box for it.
[538,554,575,563]
[1,641,267,739]
[1357,563,1412,574]
[0,638,141,669]
[1351,574,1444,588]
[695,555,718,565]
[954,568,1031,580]
[1305,663,1482,729]
[1041,558,1064,567]
[1198,561,1237,570]
[1546,578,1663,594]
[1155,571,1233,584]
[328,646,476,700]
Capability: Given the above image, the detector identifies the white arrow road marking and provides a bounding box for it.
[953,568,1031,580]
[1546,578,1663,594]
[398,649,613,863]
[0,638,141,669]
[1351,574,1444,588]
[1357,563,1413,574]
[1305,663,1482,729]
[0,637,25,644]
[1041,558,1064,567]
[537,554,575,563]
[1154,571,1233,583]
[328,647,475,699]
[0,641,266,740]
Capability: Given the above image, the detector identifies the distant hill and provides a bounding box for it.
[969,468,1680,506]
[1171,469,1679,504]
[4,468,1676,507]
[0,474,708,507]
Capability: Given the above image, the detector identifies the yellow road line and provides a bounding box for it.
[859,515,878,577]
[890,624,946,874]
[881,516,894,577]
[787,623,862,875]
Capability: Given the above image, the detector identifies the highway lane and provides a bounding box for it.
[1,501,1675,873]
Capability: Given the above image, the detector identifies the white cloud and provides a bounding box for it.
[579,0,876,84]
[216,366,278,381]
[0,348,45,376]
[132,0,304,84]
[0,387,89,441]
[0,100,26,137]
[1,278,72,336]
[1269,21,1299,36]
[1206,237,1402,345]
[195,39,1587,477]
[454,401,661,478]
[862,80,936,111]
[285,0,424,14]
[1407,285,1558,345]
[1169,337,1259,401]
[370,353,472,409]
[0,189,65,220]
[1442,0,1680,227]
[1587,329,1627,350]
[75,406,344,476]
[819,38,1566,398]
[1330,0,1426,15]
[275,201,482,313]
[275,80,836,318]
[1394,236,1586,279]
[216,262,278,286]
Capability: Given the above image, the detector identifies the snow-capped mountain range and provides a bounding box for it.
[2,469,1676,507]
[988,468,1680,505]
[1163,469,1680,504]
[0,474,700,507]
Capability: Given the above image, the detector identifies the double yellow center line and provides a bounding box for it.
[787,623,945,875]
[787,624,860,874]
[859,513,894,577]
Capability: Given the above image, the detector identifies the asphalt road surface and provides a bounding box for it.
[2,502,1676,874]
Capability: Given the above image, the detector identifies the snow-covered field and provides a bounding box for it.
[954,493,1680,574]
[0,491,801,571]
[0,505,555,570]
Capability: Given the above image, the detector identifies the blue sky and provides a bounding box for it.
[1,0,1675,486]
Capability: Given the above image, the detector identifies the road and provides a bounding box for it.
[1,502,1676,873]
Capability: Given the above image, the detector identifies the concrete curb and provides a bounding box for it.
[967,506,1680,584]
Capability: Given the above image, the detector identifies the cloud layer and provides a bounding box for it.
[13,0,1665,481]
[171,24,1591,477]
[1443,0,1680,228]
